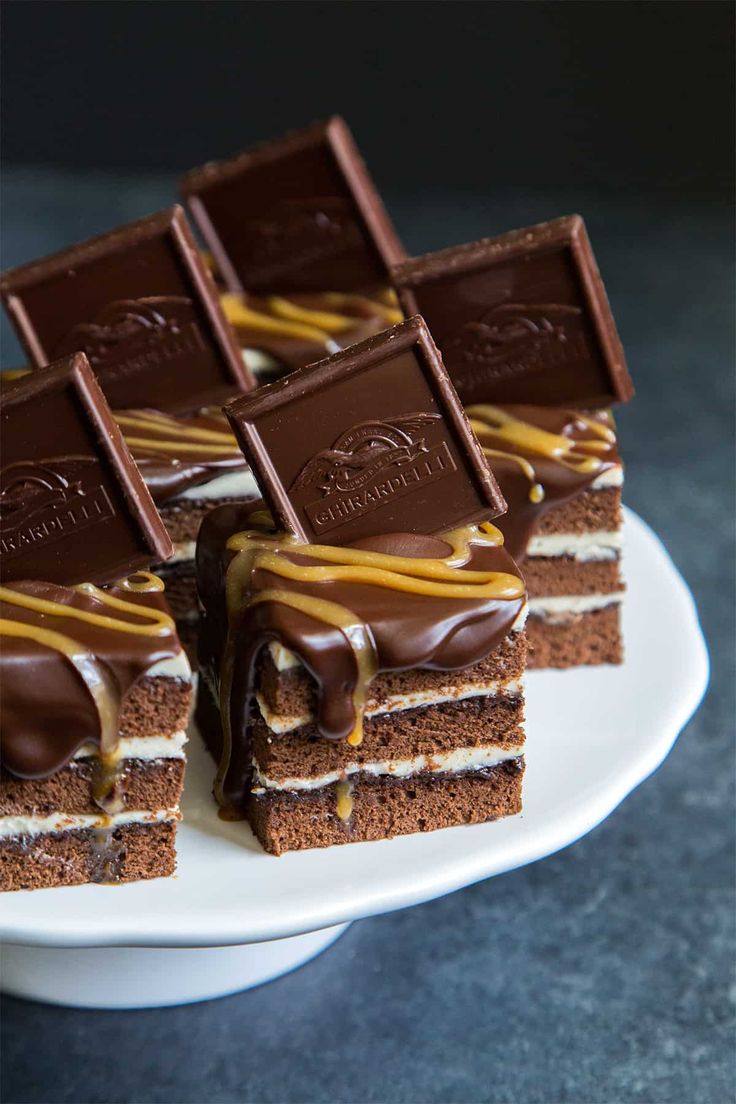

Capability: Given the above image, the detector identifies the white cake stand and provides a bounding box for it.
[0,509,709,1008]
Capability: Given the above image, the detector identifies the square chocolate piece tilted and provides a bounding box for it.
[225,315,505,545]
[180,116,405,296]
[0,207,253,413]
[392,215,633,408]
[0,353,173,585]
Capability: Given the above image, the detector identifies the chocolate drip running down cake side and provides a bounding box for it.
[0,355,193,891]
[196,507,527,854]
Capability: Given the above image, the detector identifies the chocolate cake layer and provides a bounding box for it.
[154,564,198,623]
[248,761,524,855]
[522,557,623,599]
[0,819,177,892]
[0,758,185,817]
[117,676,191,740]
[258,630,526,724]
[527,605,622,669]
[535,487,621,536]
[160,498,248,544]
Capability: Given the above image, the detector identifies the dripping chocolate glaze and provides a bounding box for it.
[115,406,250,504]
[0,575,183,779]
[196,503,526,815]
[467,405,622,563]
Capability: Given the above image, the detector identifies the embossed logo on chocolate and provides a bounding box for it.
[0,457,115,561]
[242,197,363,283]
[290,414,456,535]
[53,297,207,384]
[445,303,591,395]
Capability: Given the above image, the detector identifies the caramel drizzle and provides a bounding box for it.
[0,573,174,815]
[220,290,403,349]
[467,405,617,504]
[214,517,524,810]
[115,409,243,459]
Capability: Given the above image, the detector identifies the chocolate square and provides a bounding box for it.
[225,316,505,545]
[0,353,173,585]
[0,207,253,413]
[180,117,405,296]
[392,215,633,408]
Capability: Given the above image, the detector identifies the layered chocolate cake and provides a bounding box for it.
[393,216,634,667]
[467,405,623,667]
[181,117,406,378]
[196,318,528,853]
[0,206,255,637]
[0,354,193,891]
[0,576,192,891]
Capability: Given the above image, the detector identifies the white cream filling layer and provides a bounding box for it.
[145,653,192,680]
[167,541,198,565]
[267,602,528,673]
[72,730,188,762]
[528,592,625,617]
[174,468,259,503]
[0,808,179,839]
[526,530,622,560]
[243,348,280,373]
[591,466,623,489]
[256,677,523,735]
[252,743,525,794]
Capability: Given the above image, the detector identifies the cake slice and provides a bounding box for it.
[196,318,525,853]
[0,577,192,891]
[467,405,624,667]
[196,505,526,853]
[0,353,192,891]
[391,216,634,668]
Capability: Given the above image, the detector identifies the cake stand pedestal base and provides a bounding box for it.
[1,923,350,1009]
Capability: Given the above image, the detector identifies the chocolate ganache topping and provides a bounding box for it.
[467,405,622,563]
[196,503,526,815]
[0,573,183,780]
[115,407,248,504]
[219,287,403,375]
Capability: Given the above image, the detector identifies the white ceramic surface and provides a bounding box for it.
[0,925,350,1008]
[0,509,709,958]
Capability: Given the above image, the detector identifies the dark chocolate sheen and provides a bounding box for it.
[0,354,172,585]
[0,207,253,413]
[181,118,405,295]
[393,216,633,409]
[225,316,505,545]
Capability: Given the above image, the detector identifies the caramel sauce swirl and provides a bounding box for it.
[0,577,181,782]
[465,405,622,563]
[221,288,403,374]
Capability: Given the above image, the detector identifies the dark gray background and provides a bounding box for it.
[1,3,734,1103]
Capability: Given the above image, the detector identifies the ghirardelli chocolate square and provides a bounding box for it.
[392,216,633,408]
[180,117,405,296]
[225,316,505,545]
[0,207,253,413]
[0,353,173,584]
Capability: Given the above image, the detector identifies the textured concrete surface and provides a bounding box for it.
[1,175,733,1104]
